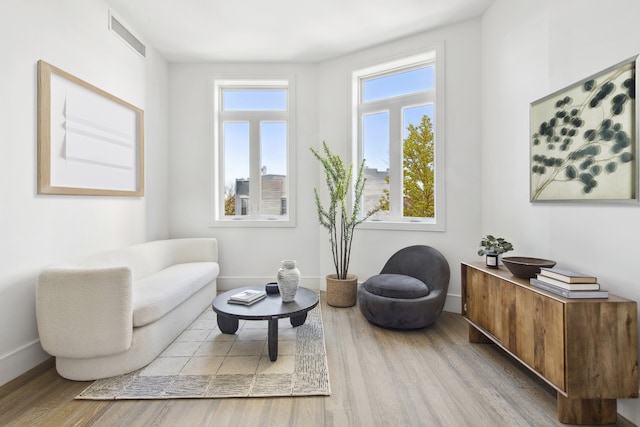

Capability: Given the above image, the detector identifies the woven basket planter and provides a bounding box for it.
[326,274,358,307]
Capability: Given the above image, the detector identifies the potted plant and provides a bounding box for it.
[311,141,379,307]
[478,235,514,269]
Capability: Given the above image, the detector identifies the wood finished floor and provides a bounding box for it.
[0,292,635,427]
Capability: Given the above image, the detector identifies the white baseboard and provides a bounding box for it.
[443,293,462,314]
[0,339,50,387]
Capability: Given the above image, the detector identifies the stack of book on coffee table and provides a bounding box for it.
[530,267,608,299]
[227,289,267,305]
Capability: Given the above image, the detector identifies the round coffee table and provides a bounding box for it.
[211,286,319,361]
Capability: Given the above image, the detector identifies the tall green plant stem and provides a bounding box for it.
[311,141,377,279]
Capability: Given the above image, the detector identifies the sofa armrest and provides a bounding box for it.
[36,266,133,358]
[171,238,218,263]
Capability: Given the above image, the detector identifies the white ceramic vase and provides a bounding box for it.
[277,260,300,302]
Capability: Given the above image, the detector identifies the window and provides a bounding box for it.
[212,79,295,226]
[352,47,444,231]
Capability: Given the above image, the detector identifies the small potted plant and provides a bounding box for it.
[478,235,514,269]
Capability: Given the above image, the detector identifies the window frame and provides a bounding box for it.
[351,45,445,231]
[211,78,296,228]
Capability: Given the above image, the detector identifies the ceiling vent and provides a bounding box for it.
[109,11,146,58]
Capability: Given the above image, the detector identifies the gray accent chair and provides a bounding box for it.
[358,245,450,329]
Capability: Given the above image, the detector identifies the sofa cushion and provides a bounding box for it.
[362,274,430,299]
[132,262,219,327]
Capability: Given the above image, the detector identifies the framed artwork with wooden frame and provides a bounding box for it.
[530,55,638,202]
[37,60,144,196]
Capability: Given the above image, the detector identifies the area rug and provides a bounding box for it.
[76,303,330,400]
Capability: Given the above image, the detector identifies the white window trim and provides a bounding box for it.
[351,44,446,232]
[210,77,296,228]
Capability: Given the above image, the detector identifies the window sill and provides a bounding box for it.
[209,218,296,228]
[359,219,445,232]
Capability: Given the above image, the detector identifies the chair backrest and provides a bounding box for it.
[380,245,450,292]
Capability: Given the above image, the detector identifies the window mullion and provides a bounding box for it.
[249,119,261,218]
[389,105,403,218]
[360,91,433,112]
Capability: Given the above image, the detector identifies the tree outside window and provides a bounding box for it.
[378,114,435,217]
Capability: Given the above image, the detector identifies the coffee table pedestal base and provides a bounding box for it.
[268,317,278,361]
[217,316,239,334]
[217,312,310,361]
[212,287,319,362]
[290,313,307,327]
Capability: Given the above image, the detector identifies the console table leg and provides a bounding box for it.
[268,316,278,361]
[290,312,308,327]
[217,315,239,334]
[557,395,617,425]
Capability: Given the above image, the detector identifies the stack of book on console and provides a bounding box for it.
[228,289,267,305]
[530,267,608,299]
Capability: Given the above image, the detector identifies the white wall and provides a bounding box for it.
[0,0,169,386]
[317,19,484,312]
[482,0,640,422]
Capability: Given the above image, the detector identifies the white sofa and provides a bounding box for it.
[36,238,219,381]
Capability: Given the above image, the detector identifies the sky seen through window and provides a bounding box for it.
[222,68,434,188]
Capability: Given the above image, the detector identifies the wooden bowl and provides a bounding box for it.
[501,256,556,279]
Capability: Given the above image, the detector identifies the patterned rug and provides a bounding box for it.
[76,303,330,399]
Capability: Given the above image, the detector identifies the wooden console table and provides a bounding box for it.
[461,262,638,424]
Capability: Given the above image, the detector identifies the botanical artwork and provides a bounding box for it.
[530,56,637,202]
